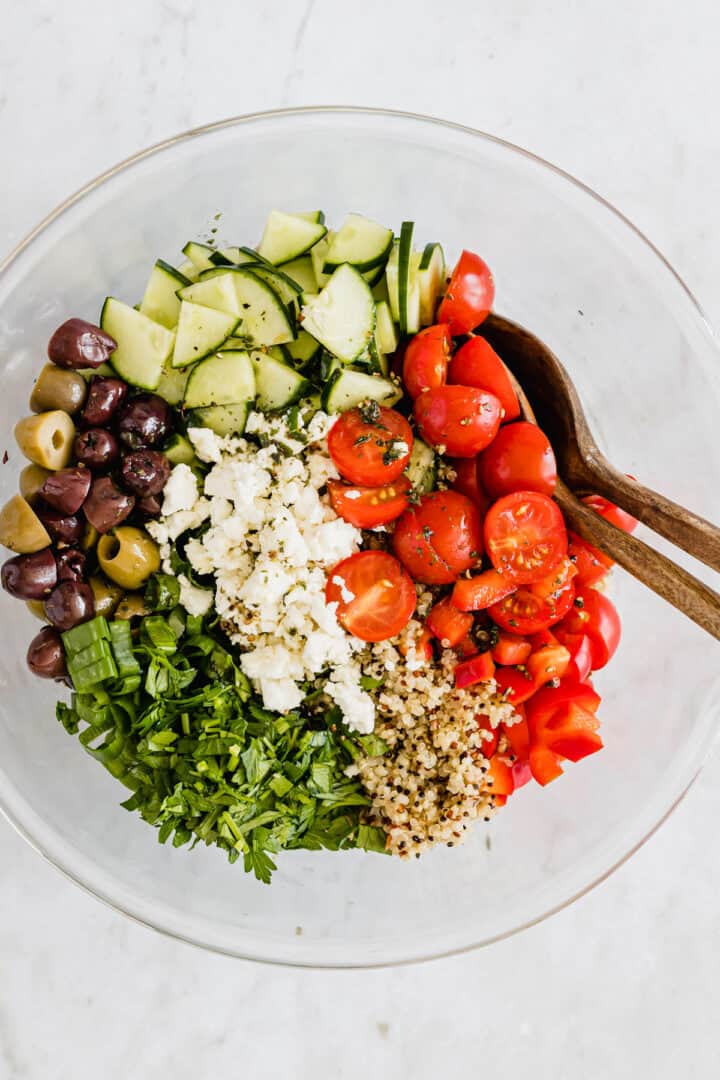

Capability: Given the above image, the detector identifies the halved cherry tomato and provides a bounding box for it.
[448,457,491,515]
[448,336,520,422]
[531,557,578,600]
[491,631,532,666]
[479,421,557,499]
[494,664,536,704]
[455,650,495,688]
[437,250,495,334]
[393,491,483,585]
[477,715,499,758]
[483,754,515,796]
[414,385,501,457]
[489,571,576,634]
[327,477,410,529]
[557,586,621,670]
[484,491,568,585]
[426,596,474,648]
[553,629,593,683]
[402,324,451,399]
[568,532,613,586]
[526,643,571,687]
[327,405,413,486]
[399,625,434,663]
[452,569,516,612]
[325,551,416,642]
[583,493,638,534]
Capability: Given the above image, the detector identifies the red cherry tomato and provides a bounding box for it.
[414,385,501,458]
[557,586,621,670]
[568,533,613,586]
[489,572,576,635]
[448,336,520,422]
[437,250,495,334]
[491,631,532,666]
[448,457,491,515]
[494,665,536,705]
[325,551,416,642]
[455,650,495,688]
[583,493,638,534]
[452,568,516,612]
[426,597,474,648]
[327,405,413,486]
[327,477,410,529]
[393,491,483,585]
[484,491,568,585]
[479,421,557,498]
[402,324,451,399]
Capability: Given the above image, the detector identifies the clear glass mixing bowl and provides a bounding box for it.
[0,108,718,967]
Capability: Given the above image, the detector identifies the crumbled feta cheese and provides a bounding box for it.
[326,665,375,734]
[177,574,213,616]
[188,426,223,463]
[162,465,199,515]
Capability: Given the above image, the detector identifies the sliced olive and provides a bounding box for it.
[114,592,150,620]
[19,464,51,505]
[89,574,123,617]
[14,411,75,470]
[83,476,135,534]
[0,495,51,553]
[48,318,116,370]
[30,364,87,415]
[97,527,160,590]
[35,504,84,545]
[39,467,91,515]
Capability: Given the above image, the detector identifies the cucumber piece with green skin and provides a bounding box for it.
[182,241,218,272]
[252,351,311,412]
[300,264,375,363]
[243,264,302,309]
[405,438,436,494]
[140,260,190,329]
[172,302,240,368]
[281,256,317,294]
[323,214,393,273]
[321,367,401,414]
[190,402,250,437]
[372,276,389,305]
[310,232,333,289]
[179,270,295,347]
[164,433,196,466]
[101,298,175,391]
[397,221,418,334]
[183,350,256,408]
[293,211,326,224]
[375,300,399,356]
[417,243,446,326]
[177,259,200,282]
[155,361,191,405]
[286,329,322,368]
[208,246,248,266]
[257,211,327,265]
[178,274,244,315]
[363,262,387,288]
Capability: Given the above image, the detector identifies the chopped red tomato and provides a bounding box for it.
[402,324,451,399]
[477,715,499,757]
[399,625,434,663]
[568,532,613,586]
[455,650,495,688]
[494,664,536,704]
[488,560,576,634]
[484,490,568,585]
[491,631,532,666]
[452,568,516,612]
[393,491,483,585]
[426,597,474,648]
[455,633,480,659]
[327,477,410,528]
[437,250,495,334]
[448,456,491,515]
[557,586,621,670]
[325,551,416,642]
[448,335,520,422]
[327,405,413,486]
[526,643,571,687]
[414,385,502,457]
[479,421,557,499]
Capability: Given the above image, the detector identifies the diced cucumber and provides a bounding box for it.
[164,433,196,466]
[182,241,218,272]
[323,214,393,273]
[372,276,389,304]
[417,243,446,326]
[282,256,317,294]
[257,211,327,265]
[321,368,401,414]
[172,301,240,368]
[140,260,190,329]
[178,274,244,316]
[184,350,256,408]
[179,270,295,347]
[155,361,190,406]
[244,264,302,308]
[286,329,322,368]
[363,263,387,288]
[293,211,326,224]
[405,438,436,494]
[252,351,310,412]
[191,402,250,437]
[209,246,245,266]
[320,352,343,382]
[101,298,175,390]
[310,232,333,289]
[238,245,271,265]
[177,259,200,282]
[301,264,375,363]
[375,300,399,356]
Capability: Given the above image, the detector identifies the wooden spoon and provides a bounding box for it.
[479,313,720,641]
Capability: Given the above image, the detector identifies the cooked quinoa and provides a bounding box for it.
[349,619,520,858]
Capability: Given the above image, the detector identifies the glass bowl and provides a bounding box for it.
[0,107,718,967]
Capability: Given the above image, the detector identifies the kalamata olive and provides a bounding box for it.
[48,318,116,371]
[116,394,173,449]
[38,466,91,515]
[136,493,163,519]
[120,449,171,497]
[44,581,95,630]
[27,626,68,680]
[81,375,128,427]
[35,504,84,545]
[73,428,120,471]
[55,547,86,583]
[83,476,135,534]
[1,548,57,599]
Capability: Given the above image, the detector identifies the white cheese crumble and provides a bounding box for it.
[149,409,377,733]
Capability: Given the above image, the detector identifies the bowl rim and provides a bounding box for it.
[0,104,718,968]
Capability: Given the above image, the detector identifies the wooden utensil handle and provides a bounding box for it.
[579,457,720,573]
[555,481,720,640]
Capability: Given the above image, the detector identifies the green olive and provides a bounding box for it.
[19,464,51,505]
[114,592,150,620]
[97,526,161,590]
[14,410,76,470]
[81,521,99,552]
[0,495,51,553]
[89,575,124,617]
[26,599,48,621]
[30,364,87,415]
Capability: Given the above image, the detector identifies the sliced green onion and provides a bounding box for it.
[62,616,110,657]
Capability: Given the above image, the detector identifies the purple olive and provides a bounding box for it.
[81,375,128,427]
[83,476,135,534]
[55,547,86,583]
[135,493,163,519]
[44,581,95,630]
[38,466,91,515]
[116,394,173,450]
[27,627,68,680]
[35,504,84,545]
[1,548,57,599]
[73,428,120,470]
[48,318,117,371]
[120,450,171,497]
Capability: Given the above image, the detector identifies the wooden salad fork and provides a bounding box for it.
[479,314,720,641]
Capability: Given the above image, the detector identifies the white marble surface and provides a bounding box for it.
[1,2,720,1076]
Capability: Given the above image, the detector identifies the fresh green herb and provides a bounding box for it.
[145,573,181,612]
[358,399,380,424]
